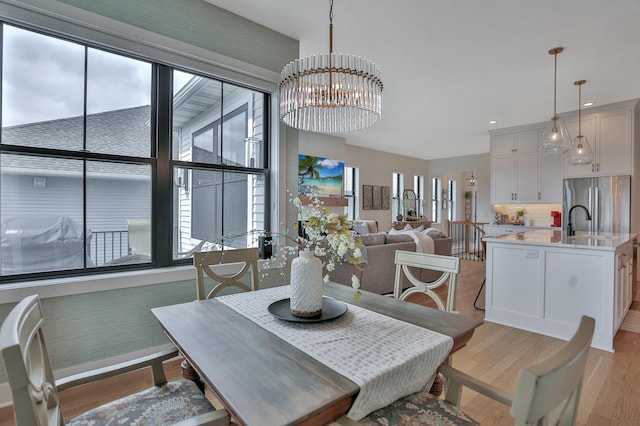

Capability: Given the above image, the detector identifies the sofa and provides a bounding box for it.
[331,221,454,295]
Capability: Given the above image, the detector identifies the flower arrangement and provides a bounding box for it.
[292,192,365,291]
[209,191,365,294]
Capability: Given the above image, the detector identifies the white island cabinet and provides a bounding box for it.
[484,230,637,352]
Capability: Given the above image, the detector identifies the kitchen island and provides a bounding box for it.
[484,230,637,352]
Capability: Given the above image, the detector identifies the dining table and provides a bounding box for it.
[151,282,482,426]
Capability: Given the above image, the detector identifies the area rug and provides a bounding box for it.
[620,309,640,334]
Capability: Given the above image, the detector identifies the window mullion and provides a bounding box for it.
[155,64,172,266]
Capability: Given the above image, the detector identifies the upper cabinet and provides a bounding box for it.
[491,100,639,206]
[490,127,561,204]
[564,105,633,178]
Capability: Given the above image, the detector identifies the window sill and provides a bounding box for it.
[0,257,288,304]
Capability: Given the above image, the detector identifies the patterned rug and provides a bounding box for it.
[620,309,640,333]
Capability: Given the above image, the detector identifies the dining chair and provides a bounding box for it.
[393,250,460,313]
[0,294,230,426]
[334,315,595,426]
[193,248,259,300]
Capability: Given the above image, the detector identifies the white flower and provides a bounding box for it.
[323,274,330,283]
[353,247,362,259]
[351,275,360,290]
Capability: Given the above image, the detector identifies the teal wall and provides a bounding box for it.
[58,0,298,73]
[0,0,299,385]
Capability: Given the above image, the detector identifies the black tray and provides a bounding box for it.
[268,297,347,323]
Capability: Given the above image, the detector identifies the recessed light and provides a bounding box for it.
[583,102,594,107]
[489,120,497,125]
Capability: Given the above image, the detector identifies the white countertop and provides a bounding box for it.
[483,229,637,251]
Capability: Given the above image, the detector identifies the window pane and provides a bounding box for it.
[172,72,222,161]
[86,161,152,266]
[1,153,84,275]
[173,168,265,259]
[86,48,152,157]
[2,25,84,149]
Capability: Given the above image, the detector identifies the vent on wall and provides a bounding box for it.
[33,177,46,188]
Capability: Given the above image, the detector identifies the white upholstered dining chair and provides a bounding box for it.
[393,250,460,313]
[0,294,230,426]
[193,248,259,300]
[334,315,595,426]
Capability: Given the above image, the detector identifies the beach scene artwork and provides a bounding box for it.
[298,155,344,197]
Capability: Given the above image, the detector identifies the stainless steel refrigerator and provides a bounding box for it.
[562,175,631,234]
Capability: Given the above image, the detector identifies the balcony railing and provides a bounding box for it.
[89,229,128,266]
[448,221,488,261]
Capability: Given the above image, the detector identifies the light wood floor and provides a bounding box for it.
[2,260,640,425]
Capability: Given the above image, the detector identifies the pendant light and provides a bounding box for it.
[539,47,571,154]
[466,171,477,187]
[279,0,383,133]
[567,80,594,165]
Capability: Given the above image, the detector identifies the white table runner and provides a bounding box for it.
[217,286,453,420]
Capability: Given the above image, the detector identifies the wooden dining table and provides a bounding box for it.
[151,282,482,426]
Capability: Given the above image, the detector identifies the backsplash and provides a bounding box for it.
[492,204,562,227]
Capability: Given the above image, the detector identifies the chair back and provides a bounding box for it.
[510,315,595,426]
[194,248,259,300]
[393,250,460,312]
[0,294,63,426]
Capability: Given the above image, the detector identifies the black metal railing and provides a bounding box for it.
[89,229,128,266]
[448,221,488,261]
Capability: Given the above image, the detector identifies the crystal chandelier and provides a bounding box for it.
[539,47,571,154]
[567,80,594,165]
[279,0,383,133]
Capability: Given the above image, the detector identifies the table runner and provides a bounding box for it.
[217,286,453,420]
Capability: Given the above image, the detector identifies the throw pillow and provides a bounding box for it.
[414,225,424,232]
[388,227,400,235]
[403,224,413,230]
[385,234,413,244]
[360,234,386,246]
[424,228,447,239]
[352,222,370,235]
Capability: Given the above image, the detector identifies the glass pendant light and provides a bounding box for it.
[539,47,571,154]
[567,80,594,165]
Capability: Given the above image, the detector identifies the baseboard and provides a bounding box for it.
[0,343,176,408]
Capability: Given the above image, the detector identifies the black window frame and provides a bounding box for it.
[0,22,271,283]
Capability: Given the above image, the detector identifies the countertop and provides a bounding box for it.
[483,229,637,251]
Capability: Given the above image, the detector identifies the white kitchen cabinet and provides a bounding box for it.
[538,149,563,202]
[491,129,540,203]
[614,240,634,332]
[564,106,633,178]
[484,231,637,352]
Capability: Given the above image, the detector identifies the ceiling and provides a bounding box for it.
[205,0,640,160]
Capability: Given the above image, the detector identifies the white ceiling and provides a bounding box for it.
[205,0,640,160]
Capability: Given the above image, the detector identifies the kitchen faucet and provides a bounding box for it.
[567,204,592,236]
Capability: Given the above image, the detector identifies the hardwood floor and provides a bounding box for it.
[2,259,640,425]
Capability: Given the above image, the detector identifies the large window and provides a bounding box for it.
[414,175,424,218]
[447,179,457,221]
[0,23,269,280]
[431,177,441,223]
[344,165,358,220]
[392,172,404,221]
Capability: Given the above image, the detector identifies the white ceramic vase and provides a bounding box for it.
[290,250,323,317]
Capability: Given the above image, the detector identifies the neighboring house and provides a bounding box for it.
[1,77,266,271]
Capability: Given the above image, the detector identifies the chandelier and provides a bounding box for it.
[279,0,383,133]
[539,47,571,154]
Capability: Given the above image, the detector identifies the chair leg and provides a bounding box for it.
[473,278,485,311]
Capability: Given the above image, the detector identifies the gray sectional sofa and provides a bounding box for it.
[331,221,454,295]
